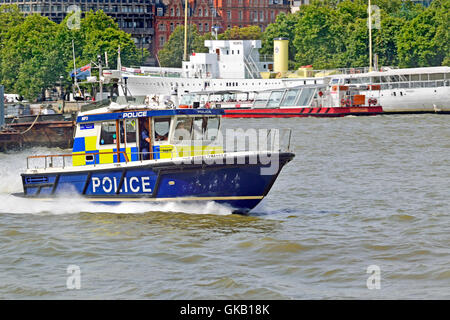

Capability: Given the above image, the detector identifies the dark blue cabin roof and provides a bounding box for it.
[76,108,224,124]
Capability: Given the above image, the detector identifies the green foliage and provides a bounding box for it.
[218,26,262,41]
[0,6,146,100]
[261,0,449,70]
[158,24,206,68]
[0,13,61,99]
[261,12,299,63]
[397,0,449,67]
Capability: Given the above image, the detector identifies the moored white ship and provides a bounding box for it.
[103,39,450,114]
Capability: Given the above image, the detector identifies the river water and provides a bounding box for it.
[0,114,448,299]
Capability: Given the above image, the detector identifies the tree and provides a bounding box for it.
[0,4,25,87]
[261,12,300,66]
[292,4,346,69]
[158,24,206,68]
[218,26,262,40]
[57,10,145,72]
[0,13,62,99]
[0,8,146,100]
[397,1,449,67]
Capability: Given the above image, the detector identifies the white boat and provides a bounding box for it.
[103,39,450,114]
[103,39,324,98]
[327,66,450,113]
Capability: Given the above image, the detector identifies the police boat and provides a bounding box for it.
[18,102,295,213]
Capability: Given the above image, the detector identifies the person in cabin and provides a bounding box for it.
[141,120,151,160]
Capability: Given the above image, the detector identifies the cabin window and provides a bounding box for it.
[154,117,171,141]
[297,88,315,106]
[192,117,208,140]
[173,117,193,141]
[206,117,220,141]
[429,73,444,81]
[124,119,137,143]
[100,121,117,145]
[280,89,300,107]
[267,91,284,108]
[253,91,271,108]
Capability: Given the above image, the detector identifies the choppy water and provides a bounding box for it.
[0,114,449,299]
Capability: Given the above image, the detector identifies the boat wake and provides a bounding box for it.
[0,193,234,216]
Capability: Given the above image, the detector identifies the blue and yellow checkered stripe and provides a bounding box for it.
[72,136,139,166]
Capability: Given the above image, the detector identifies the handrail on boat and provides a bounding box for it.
[26,151,130,169]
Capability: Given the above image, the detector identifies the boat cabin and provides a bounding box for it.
[72,106,224,166]
[251,84,380,109]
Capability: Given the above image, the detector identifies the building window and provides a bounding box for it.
[198,8,202,17]
[239,11,242,21]
[227,10,231,20]
[204,23,209,32]
[160,36,165,47]
[157,7,163,16]
[204,7,208,17]
[176,7,180,16]
[199,23,203,32]
[170,7,174,16]
[158,23,166,31]
[170,22,174,31]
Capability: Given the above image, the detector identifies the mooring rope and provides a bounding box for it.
[19,111,41,135]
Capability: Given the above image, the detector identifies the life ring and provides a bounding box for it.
[341,98,346,106]
[205,102,211,109]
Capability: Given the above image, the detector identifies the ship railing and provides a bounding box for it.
[25,131,292,170]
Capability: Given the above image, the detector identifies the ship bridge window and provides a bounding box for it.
[154,117,171,141]
[100,121,117,145]
[173,117,193,141]
[280,89,300,107]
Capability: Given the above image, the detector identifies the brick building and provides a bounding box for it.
[153,0,290,56]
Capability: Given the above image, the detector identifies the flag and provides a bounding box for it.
[70,64,91,80]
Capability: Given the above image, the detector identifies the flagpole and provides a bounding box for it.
[72,39,78,88]
[184,0,188,61]
[368,0,373,72]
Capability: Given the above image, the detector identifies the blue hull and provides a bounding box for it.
[21,153,294,213]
